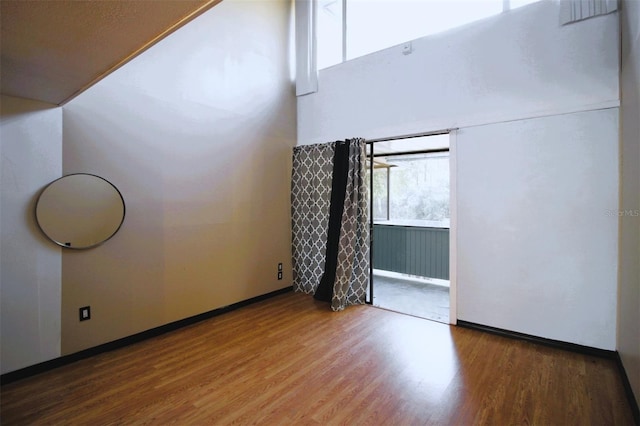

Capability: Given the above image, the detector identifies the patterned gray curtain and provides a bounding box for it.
[291,139,370,311]
[331,139,369,311]
[291,143,334,295]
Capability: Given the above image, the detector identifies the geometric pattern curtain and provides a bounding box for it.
[291,139,370,311]
[291,142,334,295]
[331,139,369,310]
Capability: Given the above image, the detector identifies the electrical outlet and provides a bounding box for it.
[278,262,283,271]
[278,271,283,280]
[79,306,91,321]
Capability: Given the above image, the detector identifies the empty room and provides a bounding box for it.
[1,0,638,424]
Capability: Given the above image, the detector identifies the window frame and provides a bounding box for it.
[317,0,542,71]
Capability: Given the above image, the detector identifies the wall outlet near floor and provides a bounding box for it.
[79,306,91,321]
[278,262,283,271]
[278,271,283,280]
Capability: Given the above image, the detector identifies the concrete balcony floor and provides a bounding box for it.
[372,269,450,323]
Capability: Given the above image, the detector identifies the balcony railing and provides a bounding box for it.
[372,223,450,280]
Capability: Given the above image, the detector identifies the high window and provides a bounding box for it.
[317,0,542,70]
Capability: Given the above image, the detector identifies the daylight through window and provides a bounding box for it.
[317,0,542,70]
[368,151,450,228]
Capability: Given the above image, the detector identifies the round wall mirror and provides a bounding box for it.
[35,174,125,249]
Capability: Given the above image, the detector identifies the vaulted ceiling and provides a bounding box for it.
[0,0,222,105]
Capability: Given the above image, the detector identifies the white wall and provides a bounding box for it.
[60,0,296,355]
[618,0,640,405]
[296,0,621,349]
[457,109,618,349]
[0,95,62,373]
[298,0,618,145]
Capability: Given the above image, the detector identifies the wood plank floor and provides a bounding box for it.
[1,292,634,425]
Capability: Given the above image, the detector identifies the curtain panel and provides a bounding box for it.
[291,143,334,295]
[332,140,370,310]
[291,139,370,311]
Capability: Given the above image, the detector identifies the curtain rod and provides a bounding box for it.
[365,128,458,144]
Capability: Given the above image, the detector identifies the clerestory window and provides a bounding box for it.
[317,0,543,70]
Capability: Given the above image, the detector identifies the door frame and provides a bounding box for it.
[365,132,457,325]
[448,131,458,325]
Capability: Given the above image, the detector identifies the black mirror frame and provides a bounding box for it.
[35,173,126,250]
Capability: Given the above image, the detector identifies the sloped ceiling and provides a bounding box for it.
[0,0,222,105]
